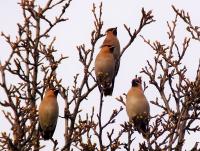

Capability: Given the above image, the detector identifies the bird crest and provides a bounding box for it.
[131,77,142,87]
[106,27,117,36]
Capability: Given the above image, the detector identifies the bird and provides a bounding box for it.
[95,27,120,96]
[126,77,150,137]
[102,27,120,65]
[38,88,59,140]
[95,45,116,96]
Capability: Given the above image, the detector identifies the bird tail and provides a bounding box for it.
[97,79,115,96]
[137,120,149,139]
[103,78,115,96]
[39,124,54,140]
[41,131,53,140]
[103,86,113,96]
[131,115,149,139]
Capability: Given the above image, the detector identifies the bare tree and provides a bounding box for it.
[139,6,200,151]
[0,1,199,151]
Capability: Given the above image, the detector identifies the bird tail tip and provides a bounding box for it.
[103,87,113,96]
[41,132,53,140]
[39,124,53,140]
[138,122,150,139]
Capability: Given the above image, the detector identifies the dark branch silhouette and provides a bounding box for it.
[0,1,199,151]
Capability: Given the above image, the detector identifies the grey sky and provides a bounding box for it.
[0,1,200,150]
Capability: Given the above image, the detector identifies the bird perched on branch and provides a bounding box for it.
[95,27,120,96]
[102,27,120,65]
[39,88,59,140]
[95,45,116,96]
[126,77,150,138]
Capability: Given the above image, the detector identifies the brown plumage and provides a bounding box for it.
[39,89,59,140]
[95,45,116,96]
[102,27,120,76]
[126,77,150,137]
[95,27,120,96]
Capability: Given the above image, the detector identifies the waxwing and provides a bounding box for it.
[126,77,150,137]
[102,27,120,76]
[102,28,120,60]
[95,45,116,96]
[39,88,59,140]
[95,27,120,96]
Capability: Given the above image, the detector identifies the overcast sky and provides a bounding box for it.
[0,1,200,150]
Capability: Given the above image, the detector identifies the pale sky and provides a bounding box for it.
[0,1,200,150]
